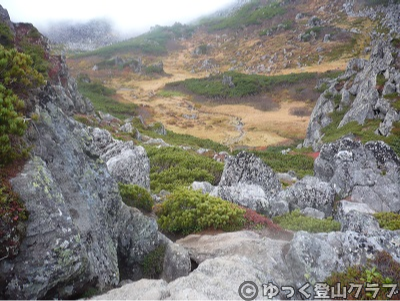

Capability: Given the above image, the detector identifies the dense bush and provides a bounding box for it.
[119,184,154,213]
[142,244,166,279]
[0,45,44,165]
[325,251,400,300]
[145,64,164,74]
[373,212,400,231]
[156,188,245,235]
[144,146,224,193]
[272,209,341,233]
[0,23,14,48]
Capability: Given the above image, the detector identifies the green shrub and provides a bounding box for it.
[373,212,400,231]
[0,23,14,48]
[145,146,224,193]
[0,45,44,165]
[156,188,245,235]
[20,42,49,76]
[119,184,154,213]
[272,209,341,233]
[325,251,400,300]
[145,64,164,74]
[142,244,166,279]
[376,73,387,87]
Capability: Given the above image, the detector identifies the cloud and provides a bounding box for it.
[1,0,235,35]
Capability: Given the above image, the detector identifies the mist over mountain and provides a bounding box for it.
[41,19,122,52]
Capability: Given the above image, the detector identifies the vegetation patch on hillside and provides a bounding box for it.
[164,71,322,111]
[206,0,286,31]
[131,118,228,152]
[166,71,318,99]
[244,145,315,179]
[272,209,341,233]
[77,74,137,119]
[373,212,400,231]
[322,103,400,157]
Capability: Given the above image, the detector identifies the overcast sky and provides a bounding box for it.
[2,0,236,35]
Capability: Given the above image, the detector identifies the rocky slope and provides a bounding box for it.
[0,1,400,300]
[0,6,189,299]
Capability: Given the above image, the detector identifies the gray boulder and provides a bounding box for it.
[303,41,399,150]
[301,207,325,219]
[119,122,133,133]
[214,183,271,215]
[286,230,400,288]
[277,176,335,216]
[106,147,150,189]
[161,241,191,283]
[93,227,400,300]
[92,279,169,300]
[143,138,170,147]
[191,181,216,194]
[339,210,381,234]
[314,138,400,212]
[219,151,282,198]
[303,93,335,150]
[307,16,322,27]
[88,128,150,189]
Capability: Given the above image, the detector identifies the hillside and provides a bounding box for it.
[64,0,380,149]
[0,0,400,300]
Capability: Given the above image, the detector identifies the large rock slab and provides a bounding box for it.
[213,183,271,215]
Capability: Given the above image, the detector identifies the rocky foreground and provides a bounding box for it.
[0,2,400,300]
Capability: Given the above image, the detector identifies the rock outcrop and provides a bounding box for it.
[0,11,159,299]
[277,176,335,216]
[315,138,400,212]
[2,100,159,298]
[303,40,400,151]
[218,151,280,192]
